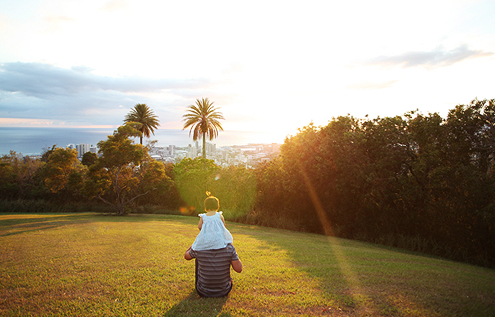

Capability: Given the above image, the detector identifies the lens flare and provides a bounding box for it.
[179,207,188,214]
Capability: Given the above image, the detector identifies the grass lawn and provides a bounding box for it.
[0,213,494,316]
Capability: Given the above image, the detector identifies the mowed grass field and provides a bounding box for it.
[0,213,494,317]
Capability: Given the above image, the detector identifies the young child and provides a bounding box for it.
[191,196,234,251]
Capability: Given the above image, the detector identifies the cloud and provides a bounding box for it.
[0,62,211,127]
[71,65,94,73]
[364,45,494,69]
[0,62,210,97]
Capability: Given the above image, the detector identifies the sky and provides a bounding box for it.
[1,0,494,148]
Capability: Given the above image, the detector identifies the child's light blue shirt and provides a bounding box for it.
[192,211,234,251]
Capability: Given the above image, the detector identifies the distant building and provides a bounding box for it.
[186,143,198,158]
[62,140,280,167]
[75,144,94,158]
[205,142,216,155]
[265,143,280,153]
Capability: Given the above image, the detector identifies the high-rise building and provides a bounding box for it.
[186,144,197,158]
[205,142,216,155]
[75,144,93,158]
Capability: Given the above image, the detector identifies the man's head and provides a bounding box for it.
[204,196,219,211]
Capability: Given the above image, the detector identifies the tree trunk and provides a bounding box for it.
[116,202,126,215]
[202,132,206,158]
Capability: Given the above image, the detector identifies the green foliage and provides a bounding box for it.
[83,124,172,215]
[42,147,86,194]
[172,158,256,217]
[123,103,160,145]
[250,99,495,267]
[0,153,20,199]
[182,98,224,158]
[0,152,44,200]
[173,157,219,212]
[209,165,256,218]
[40,144,57,163]
[81,151,97,166]
[0,125,178,215]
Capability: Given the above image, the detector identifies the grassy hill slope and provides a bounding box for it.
[1,213,494,316]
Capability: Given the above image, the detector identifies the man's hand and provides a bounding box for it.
[184,246,193,260]
[231,259,242,273]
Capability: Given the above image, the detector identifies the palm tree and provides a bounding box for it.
[182,98,225,158]
[123,104,160,145]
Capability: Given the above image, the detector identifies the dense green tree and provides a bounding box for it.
[81,151,98,167]
[124,103,160,145]
[0,152,23,199]
[83,123,171,215]
[0,168,15,199]
[173,157,218,212]
[249,100,495,267]
[172,157,255,216]
[133,161,180,209]
[42,147,86,194]
[40,145,57,163]
[182,98,224,158]
[208,165,256,217]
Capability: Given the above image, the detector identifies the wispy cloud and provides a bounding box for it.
[0,62,210,97]
[0,62,211,127]
[364,45,493,69]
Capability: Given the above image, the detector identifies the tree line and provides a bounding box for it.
[249,98,495,267]
[1,98,494,267]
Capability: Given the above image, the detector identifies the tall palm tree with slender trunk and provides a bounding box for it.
[124,104,160,145]
[182,98,224,158]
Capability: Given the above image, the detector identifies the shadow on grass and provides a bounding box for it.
[0,213,98,237]
[163,291,228,317]
[0,212,198,237]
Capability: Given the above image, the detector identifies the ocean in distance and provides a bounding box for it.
[0,127,286,156]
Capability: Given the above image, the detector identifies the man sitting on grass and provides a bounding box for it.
[184,196,242,297]
[184,244,242,297]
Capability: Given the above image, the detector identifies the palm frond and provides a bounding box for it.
[123,103,160,144]
[182,98,224,143]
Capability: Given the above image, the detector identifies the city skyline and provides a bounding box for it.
[1,0,494,150]
[0,127,283,156]
[0,127,281,170]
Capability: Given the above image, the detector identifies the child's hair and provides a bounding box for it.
[204,196,219,211]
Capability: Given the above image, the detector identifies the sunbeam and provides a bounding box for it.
[299,164,378,313]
